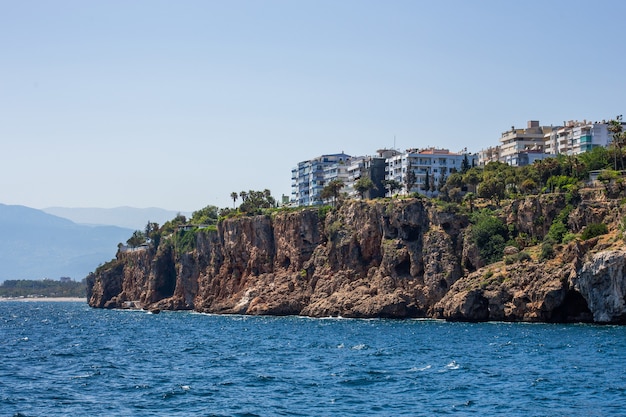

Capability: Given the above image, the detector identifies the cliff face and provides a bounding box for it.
[87,195,626,323]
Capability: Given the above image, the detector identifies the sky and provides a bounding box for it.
[1,0,625,212]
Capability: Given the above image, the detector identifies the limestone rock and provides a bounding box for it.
[86,195,626,323]
[573,250,626,323]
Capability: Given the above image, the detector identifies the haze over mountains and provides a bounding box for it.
[42,206,187,231]
[0,204,142,282]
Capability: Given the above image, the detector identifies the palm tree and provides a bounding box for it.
[320,179,344,206]
[239,191,248,203]
[383,179,402,197]
[354,177,375,200]
[230,192,239,208]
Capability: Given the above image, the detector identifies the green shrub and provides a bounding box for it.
[318,205,332,221]
[562,233,577,244]
[176,229,197,254]
[504,251,531,265]
[546,175,578,193]
[581,223,608,240]
[540,241,555,261]
[504,255,516,265]
[470,209,509,264]
[547,220,568,243]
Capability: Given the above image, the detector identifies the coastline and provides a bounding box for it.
[0,297,87,302]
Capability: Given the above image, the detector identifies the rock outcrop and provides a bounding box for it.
[86,195,626,323]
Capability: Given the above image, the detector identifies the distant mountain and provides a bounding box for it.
[42,206,188,230]
[0,204,133,282]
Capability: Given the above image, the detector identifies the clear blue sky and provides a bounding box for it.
[1,0,624,212]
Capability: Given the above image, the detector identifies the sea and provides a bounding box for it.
[1,301,625,417]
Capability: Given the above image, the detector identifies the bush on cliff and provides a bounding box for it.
[581,223,608,241]
[175,229,197,254]
[470,209,509,265]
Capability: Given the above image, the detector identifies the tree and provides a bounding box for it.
[578,146,609,172]
[608,115,626,170]
[437,173,447,192]
[239,191,248,202]
[160,213,187,235]
[463,192,476,213]
[534,158,560,187]
[145,221,161,248]
[320,179,344,206]
[461,154,471,173]
[477,177,505,206]
[423,170,430,192]
[230,192,239,208]
[463,168,482,193]
[383,179,402,197]
[239,190,276,214]
[404,162,417,195]
[448,187,463,203]
[445,172,464,190]
[520,178,537,194]
[127,230,146,248]
[354,177,376,199]
[190,205,219,224]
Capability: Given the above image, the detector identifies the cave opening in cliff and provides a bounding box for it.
[395,259,411,277]
[551,290,593,323]
[401,225,420,242]
[154,258,177,299]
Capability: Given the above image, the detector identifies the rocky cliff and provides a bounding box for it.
[87,194,626,323]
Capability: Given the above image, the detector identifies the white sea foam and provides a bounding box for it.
[409,365,432,372]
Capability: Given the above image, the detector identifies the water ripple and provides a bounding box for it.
[1,302,625,416]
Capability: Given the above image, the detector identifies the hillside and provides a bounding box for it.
[0,204,133,281]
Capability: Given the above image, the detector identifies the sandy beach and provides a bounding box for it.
[0,297,87,302]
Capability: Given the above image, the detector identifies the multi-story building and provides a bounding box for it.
[544,120,618,156]
[345,149,400,199]
[477,145,501,166]
[498,120,555,166]
[291,153,351,206]
[385,148,477,196]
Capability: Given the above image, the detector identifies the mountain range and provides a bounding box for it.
[0,204,135,282]
[42,206,188,230]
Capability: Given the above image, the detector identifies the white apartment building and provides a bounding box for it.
[386,148,476,196]
[544,120,618,156]
[477,146,501,166]
[498,120,555,166]
[480,118,626,168]
[291,153,351,206]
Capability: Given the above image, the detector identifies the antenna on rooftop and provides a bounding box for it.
[394,134,396,150]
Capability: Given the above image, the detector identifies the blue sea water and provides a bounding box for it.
[1,302,625,416]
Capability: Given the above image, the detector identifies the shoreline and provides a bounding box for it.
[0,297,87,302]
